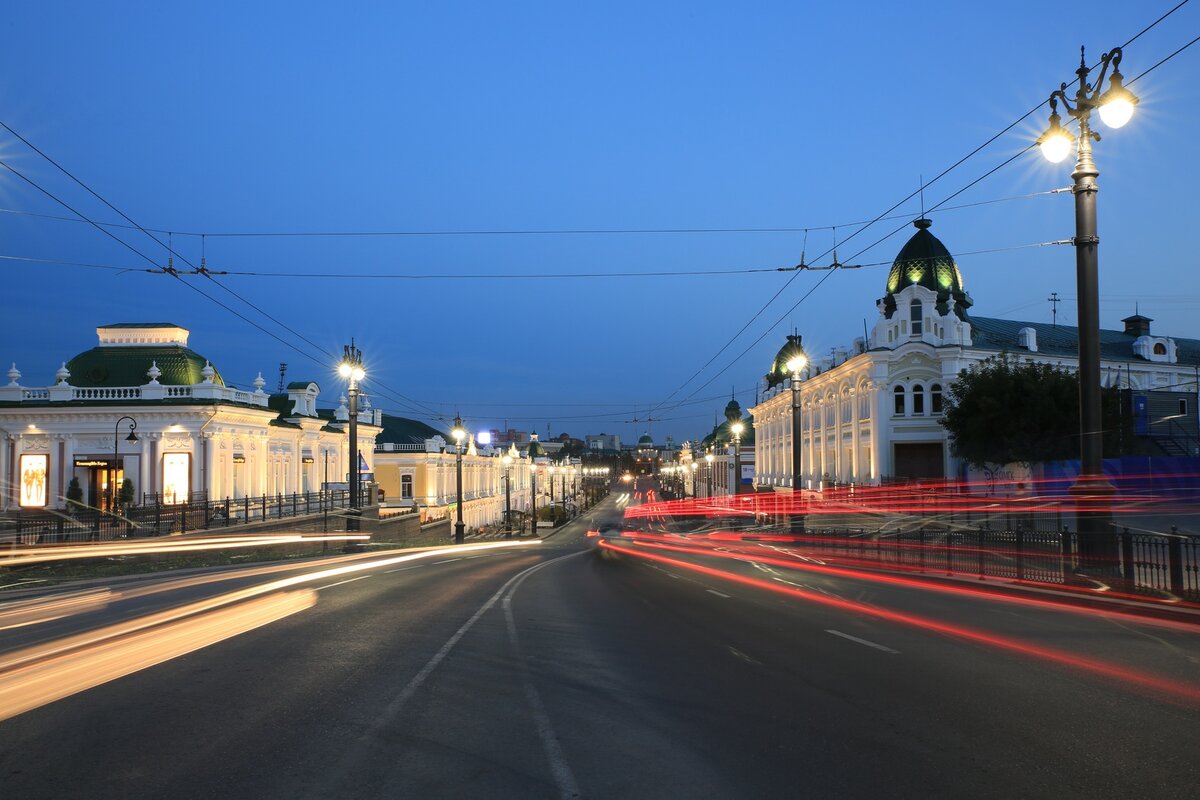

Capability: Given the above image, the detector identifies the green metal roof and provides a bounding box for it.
[377,414,447,445]
[880,218,972,321]
[65,345,225,388]
[765,334,809,389]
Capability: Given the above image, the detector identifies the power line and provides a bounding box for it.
[0,190,1058,239]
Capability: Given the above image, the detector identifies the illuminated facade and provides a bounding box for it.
[751,218,1200,489]
[0,323,380,512]
[374,434,534,531]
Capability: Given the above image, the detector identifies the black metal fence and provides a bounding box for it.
[798,525,1200,601]
[2,487,372,545]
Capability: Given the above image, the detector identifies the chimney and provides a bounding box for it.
[1121,314,1152,336]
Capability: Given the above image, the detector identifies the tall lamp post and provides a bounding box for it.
[451,415,467,544]
[730,421,744,496]
[690,461,698,499]
[529,463,538,537]
[112,415,138,514]
[705,452,714,498]
[1037,46,1138,574]
[338,342,365,531]
[502,454,513,538]
[786,354,808,533]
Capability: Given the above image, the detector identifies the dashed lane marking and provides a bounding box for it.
[316,575,371,591]
[706,589,731,599]
[826,629,900,654]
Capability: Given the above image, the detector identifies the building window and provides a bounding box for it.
[841,391,852,424]
[1154,342,1167,355]
[1181,398,1189,417]
[910,299,922,335]
[859,389,870,420]
[931,383,943,414]
[912,384,925,415]
[893,386,905,415]
[401,474,413,499]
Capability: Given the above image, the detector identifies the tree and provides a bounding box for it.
[941,354,1127,467]
[66,476,84,512]
[119,477,135,507]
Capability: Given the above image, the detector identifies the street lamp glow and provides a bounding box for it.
[1098,95,1135,129]
[338,363,352,378]
[785,355,807,374]
[477,431,492,445]
[503,454,513,465]
[705,453,714,464]
[731,422,744,436]
[1038,112,1073,164]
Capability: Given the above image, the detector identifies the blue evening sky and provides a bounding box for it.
[1,1,1197,443]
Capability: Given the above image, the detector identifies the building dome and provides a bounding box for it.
[65,323,225,388]
[765,334,809,389]
[879,218,972,320]
[724,398,742,423]
[637,433,654,447]
[527,437,545,458]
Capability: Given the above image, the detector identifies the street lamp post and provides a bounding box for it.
[1037,46,1139,575]
[502,454,513,539]
[529,463,538,537]
[786,354,808,534]
[451,415,467,544]
[112,415,138,515]
[690,462,698,499]
[731,421,744,496]
[338,342,365,532]
[705,452,714,498]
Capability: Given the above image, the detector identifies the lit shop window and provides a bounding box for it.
[163,453,191,505]
[19,454,48,508]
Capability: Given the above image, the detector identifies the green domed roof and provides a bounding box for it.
[527,438,545,458]
[637,433,654,446]
[880,218,972,320]
[66,345,225,388]
[724,398,742,423]
[765,334,809,389]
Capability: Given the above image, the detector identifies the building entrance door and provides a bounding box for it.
[892,443,944,480]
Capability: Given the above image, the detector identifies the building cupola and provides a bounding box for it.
[878,218,972,321]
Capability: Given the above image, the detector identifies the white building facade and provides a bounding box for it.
[0,323,379,512]
[751,219,1200,491]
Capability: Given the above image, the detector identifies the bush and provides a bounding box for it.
[66,476,84,510]
[119,478,135,507]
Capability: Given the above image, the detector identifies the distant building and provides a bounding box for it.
[586,433,620,452]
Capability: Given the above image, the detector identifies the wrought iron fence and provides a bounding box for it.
[797,525,1199,600]
[2,486,374,545]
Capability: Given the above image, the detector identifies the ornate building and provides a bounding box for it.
[751,218,1200,490]
[0,323,379,512]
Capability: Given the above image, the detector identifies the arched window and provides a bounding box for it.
[1153,342,1167,355]
[858,385,871,419]
[931,383,943,414]
[841,389,852,424]
[912,384,925,415]
[893,386,905,415]
[910,299,923,336]
[825,396,835,427]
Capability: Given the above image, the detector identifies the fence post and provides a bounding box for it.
[262,494,267,520]
[1168,526,1184,595]
[155,497,161,537]
[1120,527,1134,585]
[977,529,985,579]
[1060,525,1072,581]
[292,492,297,517]
[181,502,188,535]
[91,508,100,541]
[1016,528,1025,582]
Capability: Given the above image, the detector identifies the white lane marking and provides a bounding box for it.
[503,554,585,800]
[433,558,463,564]
[727,645,761,665]
[706,589,731,599]
[368,551,583,743]
[384,565,426,574]
[316,575,371,591]
[826,629,900,654]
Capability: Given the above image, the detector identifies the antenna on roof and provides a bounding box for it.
[919,174,926,220]
[277,362,288,394]
[1048,292,1060,327]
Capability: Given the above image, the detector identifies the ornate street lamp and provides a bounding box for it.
[730,421,744,496]
[502,454,513,538]
[451,415,467,544]
[338,342,365,531]
[112,415,138,514]
[705,451,714,498]
[1037,46,1139,574]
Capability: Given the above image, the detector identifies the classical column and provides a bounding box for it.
[203,433,216,500]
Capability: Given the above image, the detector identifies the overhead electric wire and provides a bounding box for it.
[0,190,1059,239]
[648,4,1196,418]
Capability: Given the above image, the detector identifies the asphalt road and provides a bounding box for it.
[0,488,1198,799]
